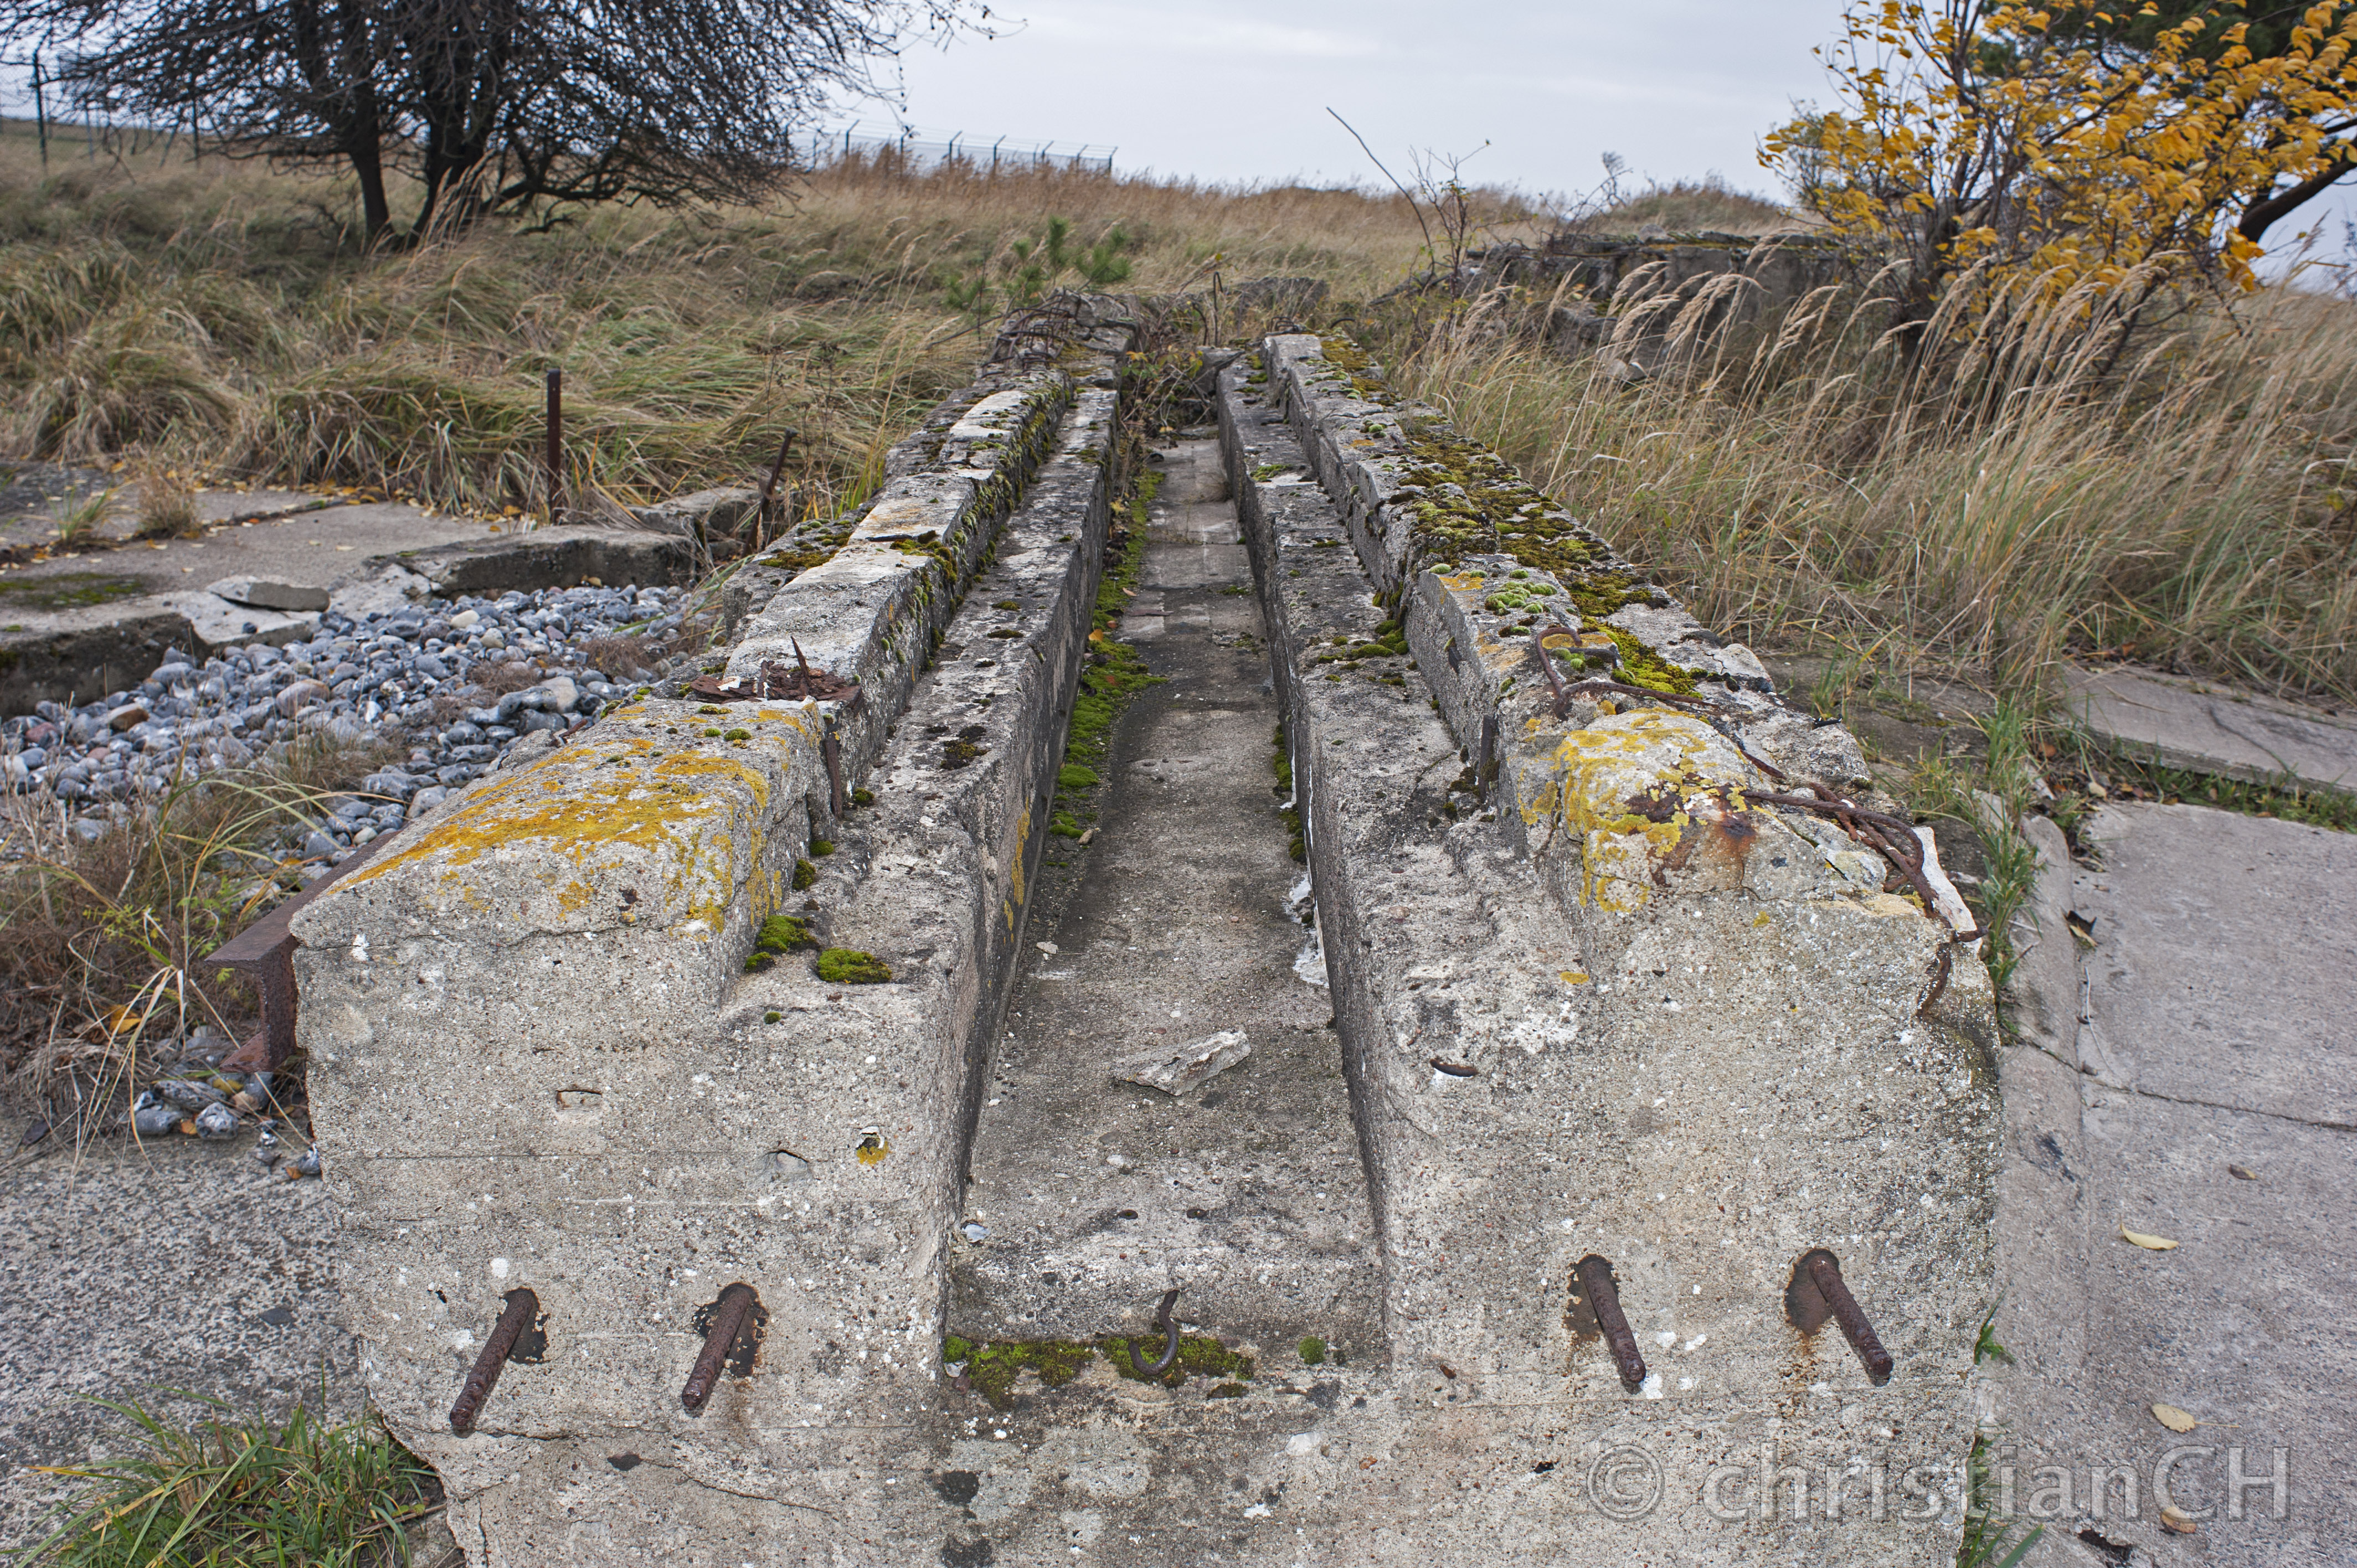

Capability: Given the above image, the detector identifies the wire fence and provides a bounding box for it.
[806,123,1116,176]
[0,57,1116,180]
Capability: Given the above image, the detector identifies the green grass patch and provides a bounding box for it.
[2088,750,2357,833]
[27,1395,436,1568]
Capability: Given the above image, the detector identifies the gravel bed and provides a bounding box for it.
[1,582,687,860]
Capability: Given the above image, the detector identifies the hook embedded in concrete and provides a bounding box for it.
[450,1287,542,1435]
[1126,1288,1182,1377]
[682,1283,764,1413]
[1573,1254,1648,1389]
[1788,1249,1894,1384]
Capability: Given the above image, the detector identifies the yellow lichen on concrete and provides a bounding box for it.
[338,726,815,935]
[1008,805,1031,910]
[1542,711,1749,912]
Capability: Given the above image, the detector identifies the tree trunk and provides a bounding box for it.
[350,131,392,243]
[2237,149,2357,244]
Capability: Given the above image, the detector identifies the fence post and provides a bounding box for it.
[31,53,46,170]
[544,367,563,521]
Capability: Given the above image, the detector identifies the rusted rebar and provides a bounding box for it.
[756,427,800,544]
[1126,1288,1182,1376]
[450,1288,541,1435]
[1573,1254,1648,1388]
[682,1283,762,1412]
[1800,1249,1894,1383]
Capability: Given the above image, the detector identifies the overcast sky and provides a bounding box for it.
[868,0,1838,199]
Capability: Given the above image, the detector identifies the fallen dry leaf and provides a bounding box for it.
[2121,1225,2179,1250]
[2160,1505,2199,1534]
[2152,1402,2198,1433]
[2228,1164,2258,1180]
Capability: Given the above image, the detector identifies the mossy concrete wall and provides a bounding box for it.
[1221,335,2001,1562]
[293,327,1130,1561]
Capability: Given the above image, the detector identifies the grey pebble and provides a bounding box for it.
[154,1079,225,1111]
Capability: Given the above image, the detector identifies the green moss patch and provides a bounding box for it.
[1605,627,1698,695]
[1104,1333,1255,1389]
[791,858,817,890]
[1057,764,1100,790]
[815,948,891,984]
[1296,1335,1327,1365]
[0,572,148,610]
[1396,431,1599,581]
[744,914,815,971]
[943,1335,1098,1409]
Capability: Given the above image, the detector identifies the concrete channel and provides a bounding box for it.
[290,313,2004,1565]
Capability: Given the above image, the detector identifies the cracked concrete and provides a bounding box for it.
[1989,803,2356,1567]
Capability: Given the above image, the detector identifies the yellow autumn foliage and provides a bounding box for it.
[1766,1,2357,307]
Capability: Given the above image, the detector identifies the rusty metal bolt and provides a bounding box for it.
[1573,1255,1648,1389]
[450,1288,541,1435]
[682,1283,763,1413]
[1794,1249,1894,1384]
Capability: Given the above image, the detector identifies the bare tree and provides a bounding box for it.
[3,0,984,241]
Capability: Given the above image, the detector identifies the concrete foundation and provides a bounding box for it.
[296,318,2003,1565]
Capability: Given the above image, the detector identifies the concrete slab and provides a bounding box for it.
[1,502,497,605]
[1,502,696,711]
[0,1139,360,1554]
[1988,803,2357,1566]
[2065,664,2357,797]
[2077,804,2356,1127]
[951,439,1382,1359]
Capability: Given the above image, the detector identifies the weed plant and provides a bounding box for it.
[24,1395,435,1568]
[0,732,397,1107]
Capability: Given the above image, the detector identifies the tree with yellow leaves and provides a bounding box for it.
[1765,2,2357,321]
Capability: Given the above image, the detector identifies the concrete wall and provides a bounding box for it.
[1473,234,1852,364]
[294,314,1135,1564]
[1218,332,2001,1561]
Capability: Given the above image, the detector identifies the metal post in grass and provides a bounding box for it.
[544,367,563,522]
[756,427,799,550]
[32,54,47,169]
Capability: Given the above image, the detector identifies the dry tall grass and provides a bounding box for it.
[0,731,396,1112]
[0,121,1454,523]
[1379,266,2357,704]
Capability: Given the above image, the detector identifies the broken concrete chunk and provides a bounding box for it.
[1113,1029,1250,1095]
[326,564,430,621]
[208,576,331,612]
